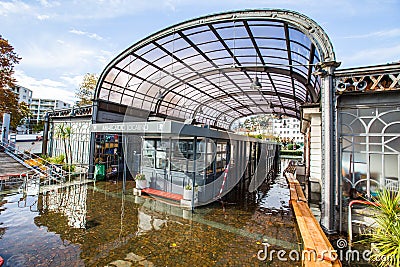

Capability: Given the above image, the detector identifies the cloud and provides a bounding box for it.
[343,28,400,39]
[19,38,112,73]
[60,74,85,88]
[37,14,50,20]
[0,0,31,16]
[14,70,76,104]
[38,0,60,8]
[69,29,103,41]
[342,44,400,67]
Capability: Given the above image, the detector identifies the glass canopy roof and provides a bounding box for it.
[95,9,335,130]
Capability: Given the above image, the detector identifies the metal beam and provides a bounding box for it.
[178,31,260,114]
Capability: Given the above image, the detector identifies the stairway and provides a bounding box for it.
[0,140,80,188]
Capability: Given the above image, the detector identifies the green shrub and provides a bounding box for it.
[135,173,145,180]
[62,164,76,172]
[362,189,400,267]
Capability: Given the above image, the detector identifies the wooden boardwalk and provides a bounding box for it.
[0,152,29,177]
[286,173,341,267]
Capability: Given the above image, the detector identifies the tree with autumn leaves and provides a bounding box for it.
[75,73,98,106]
[0,35,31,129]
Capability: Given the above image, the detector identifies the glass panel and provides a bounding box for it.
[386,123,400,134]
[354,143,366,152]
[386,136,400,153]
[384,154,398,179]
[142,150,155,168]
[369,154,383,182]
[144,140,155,149]
[359,108,375,117]
[369,136,382,143]
[156,151,168,169]
[341,124,353,135]
[288,28,311,47]
[369,144,382,153]
[380,110,400,124]
[353,136,366,144]
[341,112,357,125]
[370,119,385,133]
[349,119,366,134]
[252,25,285,38]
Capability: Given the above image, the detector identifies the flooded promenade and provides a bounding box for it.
[0,160,299,267]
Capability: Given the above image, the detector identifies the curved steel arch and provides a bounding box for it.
[95,9,336,129]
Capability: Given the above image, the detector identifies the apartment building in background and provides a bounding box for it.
[9,85,33,105]
[234,115,304,144]
[272,117,304,143]
[30,99,71,123]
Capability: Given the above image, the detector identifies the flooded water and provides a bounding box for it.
[0,160,300,266]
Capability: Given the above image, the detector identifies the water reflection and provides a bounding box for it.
[39,183,88,229]
[0,160,300,266]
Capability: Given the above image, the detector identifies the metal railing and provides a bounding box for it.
[0,139,88,188]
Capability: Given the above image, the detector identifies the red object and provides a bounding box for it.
[0,256,4,266]
[141,188,183,201]
[216,163,230,199]
[349,199,378,208]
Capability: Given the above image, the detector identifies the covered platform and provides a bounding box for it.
[41,9,400,234]
[86,9,336,211]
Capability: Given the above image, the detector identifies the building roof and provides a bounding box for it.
[95,9,336,130]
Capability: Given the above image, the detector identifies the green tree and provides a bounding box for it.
[32,120,44,133]
[0,90,31,129]
[55,124,73,166]
[12,101,31,129]
[75,73,98,106]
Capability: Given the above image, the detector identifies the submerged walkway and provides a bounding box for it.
[0,152,29,177]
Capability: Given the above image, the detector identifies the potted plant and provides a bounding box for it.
[135,173,147,189]
[183,184,198,202]
[183,184,192,200]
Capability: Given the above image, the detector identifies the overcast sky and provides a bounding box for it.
[1,0,399,104]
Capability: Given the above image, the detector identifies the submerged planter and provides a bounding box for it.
[136,179,147,189]
[183,189,199,203]
[183,189,192,200]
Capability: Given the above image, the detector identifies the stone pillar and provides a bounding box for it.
[319,61,341,233]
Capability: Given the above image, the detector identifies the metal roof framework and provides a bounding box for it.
[95,9,336,130]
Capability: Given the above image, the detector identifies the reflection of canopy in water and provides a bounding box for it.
[95,9,335,129]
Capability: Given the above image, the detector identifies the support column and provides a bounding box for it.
[319,61,341,233]
[88,100,99,179]
[42,112,50,155]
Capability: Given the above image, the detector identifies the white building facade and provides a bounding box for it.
[30,99,71,123]
[8,85,33,133]
[272,117,304,144]
[9,85,33,105]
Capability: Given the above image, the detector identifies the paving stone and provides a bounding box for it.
[108,260,133,267]
[125,252,145,262]
[139,260,154,267]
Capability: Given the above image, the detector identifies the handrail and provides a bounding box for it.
[348,200,378,245]
[1,140,88,185]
